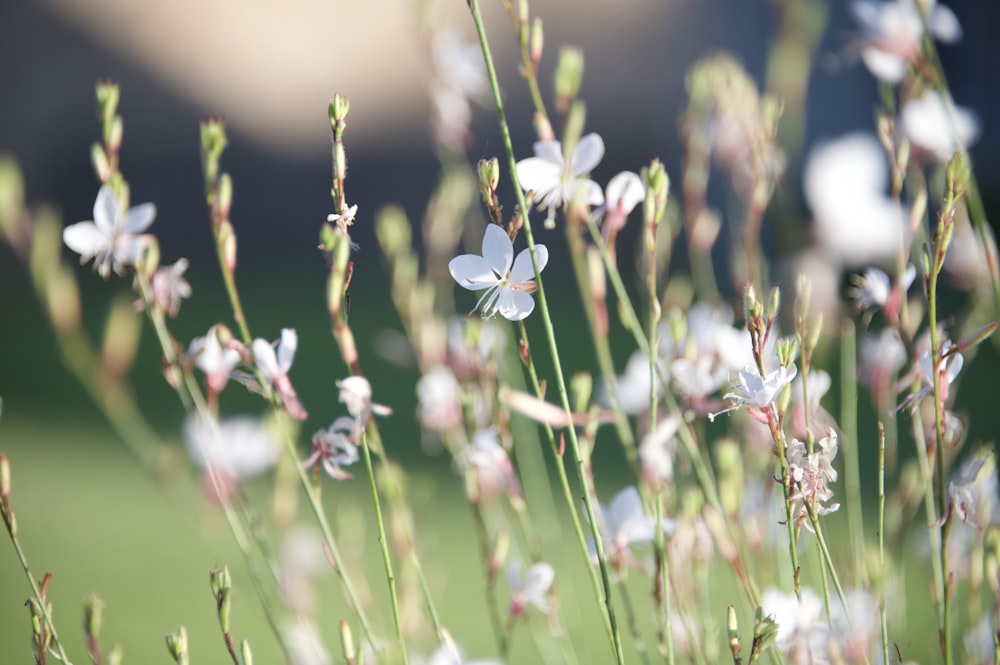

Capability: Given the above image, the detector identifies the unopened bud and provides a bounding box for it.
[743,284,757,320]
[210,566,233,633]
[0,454,8,498]
[571,372,593,413]
[165,626,189,665]
[331,95,350,125]
[766,287,780,322]
[133,236,160,282]
[241,640,253,665]
[107,645,123,665]
[946,151,969,199]
[642,159,670,227]
[340,620,356,661]
[490,532,509,576]
[95,81,120,127]
[727,605,741,658]
[530,18,544,67]
[108,116,124,152]
[217,220,237,274]
[532,111,554,143]
[91,144,111,182]
[217,173,233,221]
[199,119,227,189]
[47,267,82,335]
[478,157,500,194]
[84,593,104,640]
[554,47,584,114]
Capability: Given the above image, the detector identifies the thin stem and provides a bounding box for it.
[468,3,625,662]
[878,423,891,665]
[360,433,408,664]
[840,319,866,583]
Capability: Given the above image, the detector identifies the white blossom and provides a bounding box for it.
[189,324,242,393]
[253,329,308,420]
[449,224,548,321]
[507,561,555,617]
[183,413,280,480]
[515,133,605,227]
[63,184,156,279]
[850,0,961,83]
[901,91,980,163]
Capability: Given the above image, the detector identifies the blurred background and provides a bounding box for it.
[1,0,998,661]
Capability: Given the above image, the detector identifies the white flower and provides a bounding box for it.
[761,587,830,664]
[850,0,961,83]
[449,224,548,321]
[710,363,798,422]
[283,619,332,665]
[183,413,281,479]
[303,417,359,481]
[462,429,521,502]
[337,376,392,429]
[591,486,673,569]
[896,341,964,413]
[901,91,980,163]
[515,133,605,227]
[189,325,242,393]
[146,258,192,316]
[848,265,916,323]
[252,329,308,420]
[416,366,463,432]
[507,561,555,617]
[639,415,680,486]
[786,432,841,531]
[609,350,663,415]
[804,133,904,266]
[602,171,646,234]
[63,184,156,279]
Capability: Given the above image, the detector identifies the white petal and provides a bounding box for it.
[497,289,535,321]
[605,171,645,214]
[449,255,499,290]
[575,179,605,206]
[521,562,555,597]
[277,329,298,373]
[252,338,281,380]
[482,224,513,276]
[93,185,120,234]
[570,133,605,176]
[62,222,107,259]
[532,140,564,164]
[607,486,644,531]
[509,245,547,284]
[121,202,156,234]
[860,48,907,83]
[930,5,961,43]
[516,157,561,194]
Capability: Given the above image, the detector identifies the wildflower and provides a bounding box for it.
[939,452,997,529]
[786,432,841,531]
[429,29,487,149]
[515,133,605,227]
[337,376,392,433]
[279,526,329,615]
[760,587,830,664]
[848,265,916,324]
[788,369,837,440]
[900,91,980,163]
[507,561,555,617]
[850,0,961,83]
[601,171,645,236]
[63,184,157,279]
[896,341,964,413]
[189,325,242,393]
[591,486,673,571]
[303,417,359,481]
[709,363,797,423]
[639,415,680,487]
[416,366,463,432]
[327,204,358,233]
[858,328,907,395]
[803,133,904,267]
[462,429,522,503]
[145,258,192,316]
[183,413,281,480]
[252,329,308,420]
[449,224,548,321]
[282,619,332,665]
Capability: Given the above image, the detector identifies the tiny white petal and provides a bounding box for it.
[930,4,962,42]
[253,338,281,379]
[93,184,119,234]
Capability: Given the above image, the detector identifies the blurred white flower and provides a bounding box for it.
[591,486,673,570]
[761,587,830,664]
[710,363,798,422]
[337,375,392,429]
[449,224,548,321]
[848,265,916,324]
[639,415,680,486]
[507,561,555,617]
[303,417,359,481]
[145,258,192,316]
[516,133,605,227]
[183,413,281,479]
[940,452,997,529]
[610,350,663,415]
[189,324,242,393]
[416,365,463,432]
[279,526,329,615]
[462,429,521,502]
[804,133,904,267]
[602,170,646,234]
[896,340,964,413]
[253,329,308,420]
[850,0,961,83]
[859,328,907,395]
[901,91,980,163]
[63,184,156,279]
[283,619,332,665]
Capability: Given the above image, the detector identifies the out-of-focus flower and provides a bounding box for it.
[144,258,192,316]
[804,133,904,267]
[279,526,329,615]
[964,613,999,665]
[189,324,242,393]
[63,184,156,279]
[590,486,673,571]
[183,413,281,480]
[829,589,880,664]
[786,431,841,531]
[710,363,798,423]
[462,429,522,502]
[253,329,308,420]
[901,91,980,163]
[859,328,907,396]
[761,587,830,664]
[896,340,964,413]
[788,369,837,441]
[283,619,332,665]
[416,631,502,665]
[515,133,605,227]
[609,350,664,415]
[507,561,555,617]
[449,224,548,321]
[939,452,997,529]
[303,417,359,481]
[337,376,392,431]
[429,29,487,149]
[601,171,646,235]
[639,415,680,487]
[848,265,916,324]
[416,365,463,432]
[850,0,961,83]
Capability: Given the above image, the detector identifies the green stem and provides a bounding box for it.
[839,319,866,583]
[877,424,890,665]
[468,3,625,661]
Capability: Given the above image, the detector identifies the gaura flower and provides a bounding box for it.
[337,375,392,435]
[303,417,359,481]
[507,561,555,617]
[145,258,192,317]
[601,171,646,236]
[900,91,980,163]
[183,413,281,480]
[850,0,961,83]
[63,184,157,279]
[252,329,308,420]
[449,224,548,321]
[709,363,798,423]
[515,133,605,227]
[189,324,242,393]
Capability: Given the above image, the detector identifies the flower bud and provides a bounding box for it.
[0,454,9,499]
[339,620,356,661]
[209,566,233,634]
[727,605,741,659]
[766,287,780,322]
[217,219,237,274]
[164,626,189,665]
[108,116,124,153]
[478,157,500,195]
[490,532,509,577]
[217,173,233,221]
[330,94,350,125]
[84,593,104,641]
[91,144,111,183]
[199,119,228,187]
[532,111,554,143]
[530,18,544,67]
[554,47,584,114]
[107,645,123,665]
[95,81,120,129]
[241,640,253,665]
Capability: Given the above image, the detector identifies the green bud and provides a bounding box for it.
[946,151,969,199]
[84,593,104,640]
[216,219,237,274]
[478,157,500,194]
[490,531,509,576]
[95,81,120,129]
[554,47,584,114]
[107,645,123,665]
[210,566,233,634]
[727,605,741,658]
[241,640,253,665]
[91,144,111,183]
[0,156,24,243]
[165,626,189,665]
[570,372,593,413]
[530,18,543,66]
[642,159,670,227]
[375,205,412,261]
[108,116,124,152]
[331,94,350,125]
[766,287,780,322]
[133,236,160,282]
[743,284,757,321]
[217,173,233,221]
